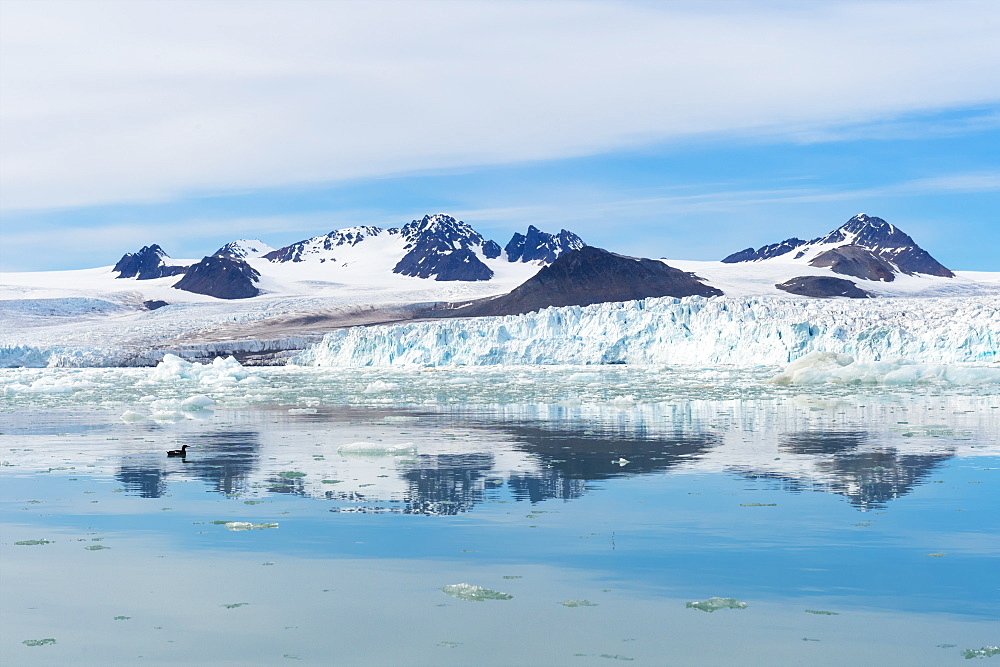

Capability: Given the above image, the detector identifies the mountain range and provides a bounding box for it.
[112,214,584,298]
[105,211,954,306]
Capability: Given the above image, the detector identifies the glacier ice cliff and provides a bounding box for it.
[295,295,1000,367]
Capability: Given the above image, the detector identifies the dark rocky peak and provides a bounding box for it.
[809,245,897,282]
[393,214,496,281]
[394,247,493,282]
[505,225,584,263]
[482,240,502,259]
[810,214,953,277]
[400,214,485,250]
[436,246,722,317]
[721,213,954,278]
[775,276,871,298]
[173,255,261,299]
[814,214,914,249]
[113,244,187,280]
[722,237,807,263]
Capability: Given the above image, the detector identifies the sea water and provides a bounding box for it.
[2,362,998,665]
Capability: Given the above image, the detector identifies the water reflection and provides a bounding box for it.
[116,430,261,497]
[94,406,986,515]
[755,429,954,510]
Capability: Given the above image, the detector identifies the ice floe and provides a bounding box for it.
[768,351,1000,385]
[440,583,513,601]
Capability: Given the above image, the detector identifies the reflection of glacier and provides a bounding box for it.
[298,295,1000,366]
[80,394,999,513]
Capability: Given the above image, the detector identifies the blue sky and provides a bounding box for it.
[1,1,998,272]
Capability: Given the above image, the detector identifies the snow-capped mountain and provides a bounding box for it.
[504,225,583,263]
[214,239,275,259]
[112,244,187,280]
[721,214,953,281]
[263,214,584,282]
[391,214,499,281]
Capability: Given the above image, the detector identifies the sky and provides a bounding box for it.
[1,0,998,272]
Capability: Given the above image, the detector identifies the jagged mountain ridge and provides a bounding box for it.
[722,214,954,281]
[264,214,583,282]
[505,225,584,263]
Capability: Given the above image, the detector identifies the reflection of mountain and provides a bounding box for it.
[322,427,723,514]
[115,430,261,498]
[109,411,969,513]
[117,465,169,498]
[734,430,955,510]
[400,453,497,515]
[504,425,721,502]
[814,449,952,510]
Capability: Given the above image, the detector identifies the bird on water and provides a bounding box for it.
[167,445,190,457]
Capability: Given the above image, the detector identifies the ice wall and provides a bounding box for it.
[296,295,1000,367]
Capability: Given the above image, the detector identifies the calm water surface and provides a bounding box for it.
[2,365,998,665]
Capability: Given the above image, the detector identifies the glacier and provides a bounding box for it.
[296,295,1000,367]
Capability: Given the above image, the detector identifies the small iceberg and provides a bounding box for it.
[337,442,416,456]
[224,522,279,531]
[440,583,512,602]
[686,597,748,612]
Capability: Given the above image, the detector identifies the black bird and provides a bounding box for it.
[167,445,190,457]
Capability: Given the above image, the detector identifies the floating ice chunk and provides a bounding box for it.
[151,354,251,385]
[179,395,215,411]
[610,395,636,407]
[962,646,1000,659]
[440,583,512,601]
[686,597,748,612]
[149,411,186,423]
[288,408,317,414]
[337,442,416,456]
[224,522,279,531]
[561,600,598,607]
[768,350,1000,386]
[363,380,399,393]
[22,638,56,647]
[767,351,854,384]
[120,410,147,422]
[613,458,630,466]
[4,375,93,394]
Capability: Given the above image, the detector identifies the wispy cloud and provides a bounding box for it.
[452,170,1000,230]
[2,0,999,212]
